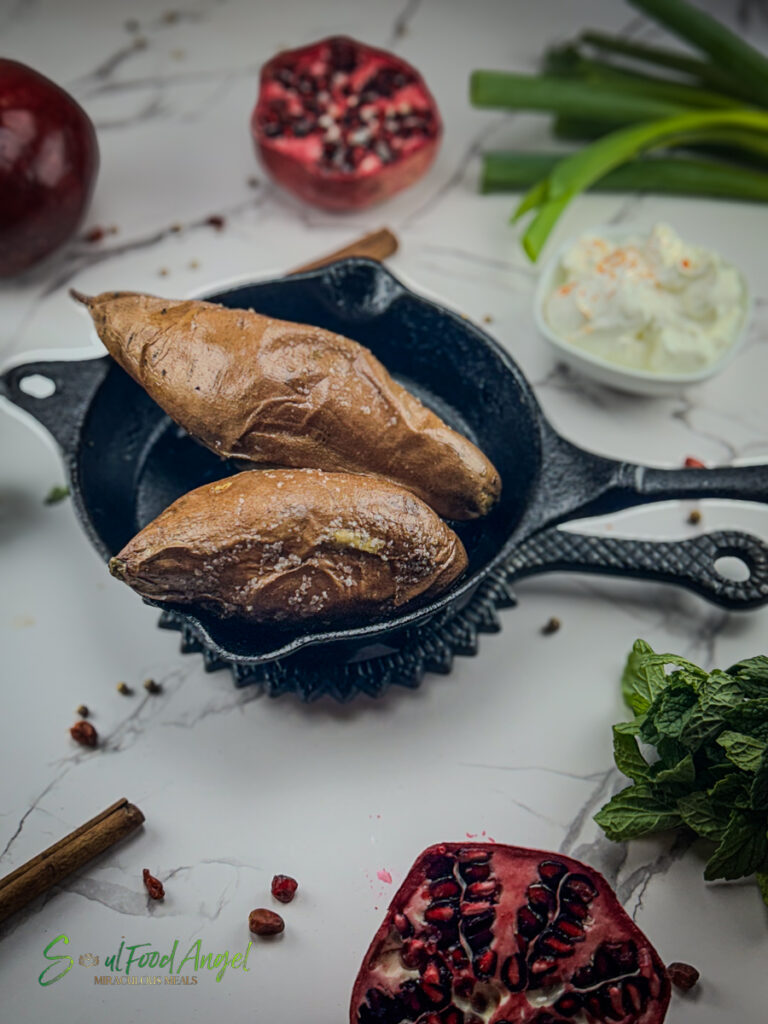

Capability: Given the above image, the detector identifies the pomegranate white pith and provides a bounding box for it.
[350,843,671,1024]
[252,36,442,210]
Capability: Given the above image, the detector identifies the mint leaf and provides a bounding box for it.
[723,701,768,742]
[613,727,650,782]
[704,812,768,881]
[678,704,723,751]
[594,784,683,841]
[641,684,697,745]
[655,736,688,769]
[709,773,751,811]
[614,717,644,737]
[729,656,768,687]
[677,791,727,841]
[44,484,70,505]
[750,749,768,812]
[717,730,766,773]
[653,753,696,788]
[622,639,667,714]
[698,670,744,711]
[756,871,768,908]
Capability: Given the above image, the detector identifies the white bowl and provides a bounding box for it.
[533,223,751,397]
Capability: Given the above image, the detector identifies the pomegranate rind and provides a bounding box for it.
[251,36,442,210]
[0,59,99,276]
[350,842,671,1024]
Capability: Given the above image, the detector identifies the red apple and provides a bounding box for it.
[0,59,99,277]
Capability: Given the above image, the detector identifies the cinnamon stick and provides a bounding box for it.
[0,797,144,924]
[290,227,398,273]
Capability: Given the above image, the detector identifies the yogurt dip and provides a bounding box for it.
[543,223,747,374]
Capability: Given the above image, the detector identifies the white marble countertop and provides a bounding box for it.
[2,1,768,1021]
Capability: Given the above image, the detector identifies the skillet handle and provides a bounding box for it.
[630,463,768,505]
[507,529,768,610]
[0,357,110,454]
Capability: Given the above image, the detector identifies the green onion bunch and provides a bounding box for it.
[470,0,768,260]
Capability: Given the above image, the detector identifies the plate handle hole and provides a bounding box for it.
[18,374,56,399]
[714,555,751,582]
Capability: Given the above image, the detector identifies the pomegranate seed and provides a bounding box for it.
[271,874,298,903]
[424,903,456,924]
[473,949,496,977]
[428,879,460,900]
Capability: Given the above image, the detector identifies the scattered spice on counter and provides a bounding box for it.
[247,176,261,189]
[188,260,199,270]
[541,616,561,635]
[482,314,494,324]
[206,214,226,230]
[76,704,89,718]
[688,509,702,525]
[70,720,98,747]
[170,222,183,233]
[684,456,706,469]
[271,874,298,903]
[83,226,105,244]
[143,678,162,694]
[158,267,169,276]
[668,962,700,991]
[44,484,70,505]
[143,869,165,901]
[116,681,133,696]
[249,908,284,936]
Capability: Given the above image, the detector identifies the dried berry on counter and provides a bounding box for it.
[142,869,165,901]
[249,908,285,936]
[70,720,98,747]
[667,962,700,991]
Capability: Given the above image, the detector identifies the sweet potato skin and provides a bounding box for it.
[75,290,501,520]
[108,469,468,623]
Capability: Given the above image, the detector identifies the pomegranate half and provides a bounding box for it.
[350,843,671,1024]
[251,36,442,211]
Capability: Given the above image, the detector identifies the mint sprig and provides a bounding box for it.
[595,639,768,906]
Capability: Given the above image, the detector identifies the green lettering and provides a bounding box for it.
[177,939,201,974]
[38,934,73,987]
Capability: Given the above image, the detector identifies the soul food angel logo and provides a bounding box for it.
[38,934,252,986]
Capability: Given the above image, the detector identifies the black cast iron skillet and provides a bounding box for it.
[2,258,768,667]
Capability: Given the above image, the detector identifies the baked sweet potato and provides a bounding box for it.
[108,469,468,623]
[72,290,500,520]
